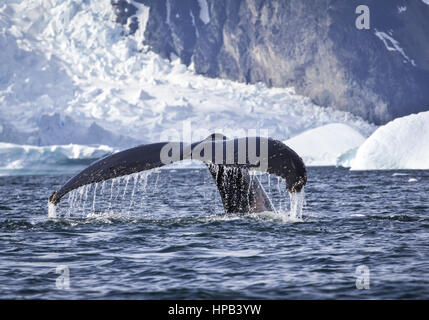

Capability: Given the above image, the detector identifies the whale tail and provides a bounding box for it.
[48,134,306,214]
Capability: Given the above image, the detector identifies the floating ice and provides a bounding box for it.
[285,123,366,166]
[0,143,114,175]
[351,111,429,170]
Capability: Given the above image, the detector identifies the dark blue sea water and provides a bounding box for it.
[0,167,428,299]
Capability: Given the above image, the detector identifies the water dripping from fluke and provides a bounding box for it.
[48,170,156,219]
[47,168,306,224]
[288,187,305,222]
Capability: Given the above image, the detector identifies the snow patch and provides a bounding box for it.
[351,111,429,170]
[397,6,407,13]
[375,29,416,66]
[166,0,171,25]
[197,0,210,24]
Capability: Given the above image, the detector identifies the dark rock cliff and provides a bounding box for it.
[112,0,429,124]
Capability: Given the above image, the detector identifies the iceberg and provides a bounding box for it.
[285,123,366,166]
[350,111,429,170]
[0,143,115,175]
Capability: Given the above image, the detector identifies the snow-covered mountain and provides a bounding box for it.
[118,0,429,124]
[1,0,427,173]
[0,0,379,173]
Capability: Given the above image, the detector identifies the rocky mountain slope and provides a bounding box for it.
[114,0,429,124]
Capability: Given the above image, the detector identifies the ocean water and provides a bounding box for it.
[0,167,428,299]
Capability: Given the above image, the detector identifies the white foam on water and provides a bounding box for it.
[351,213,365,217]
[249,209,302,223]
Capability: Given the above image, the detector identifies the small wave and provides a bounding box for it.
[0,219,35,231]
[392,173,409,176]
[198,248,262,258]
[350,213,365,217]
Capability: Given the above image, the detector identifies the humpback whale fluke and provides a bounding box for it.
[48,134,307,214]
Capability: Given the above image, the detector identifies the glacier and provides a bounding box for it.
[0,0,379,173]
[350,111,429,170]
